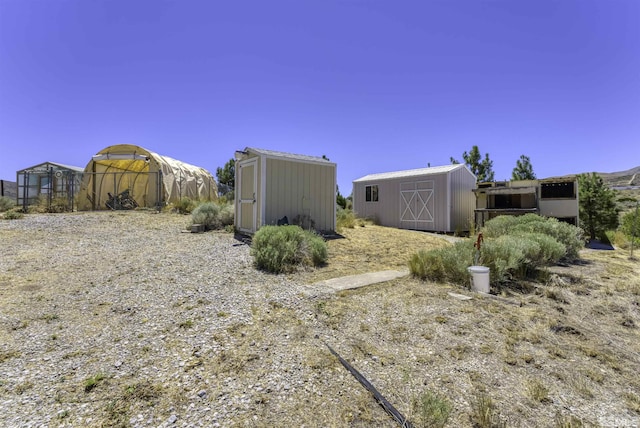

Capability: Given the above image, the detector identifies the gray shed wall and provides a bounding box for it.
[264,157,336,232]
[353,166,476,233]
[449,166,478,231]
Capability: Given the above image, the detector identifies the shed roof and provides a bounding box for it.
[240,147,335,166]
[353,164,471,182]
[18,161,84,173]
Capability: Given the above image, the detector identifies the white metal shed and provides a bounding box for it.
[352,164,476,233]
[234,147,337,234]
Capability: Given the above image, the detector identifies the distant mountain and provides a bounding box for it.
[593,166,640,186]
[545,166,640,187]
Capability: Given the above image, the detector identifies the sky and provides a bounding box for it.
[1,0,639,195]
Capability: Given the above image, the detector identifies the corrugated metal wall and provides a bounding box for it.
[353,167,476,233]
[264,158,335,232]
[449,167,477,232]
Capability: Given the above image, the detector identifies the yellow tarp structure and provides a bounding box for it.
[78,144,217,210]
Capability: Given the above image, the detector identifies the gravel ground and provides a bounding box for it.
[0,212,358,427]
[2,211,640,428]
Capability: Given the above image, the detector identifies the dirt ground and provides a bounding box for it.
[1,213,640,427]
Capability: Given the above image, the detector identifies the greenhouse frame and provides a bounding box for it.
[77,144,217,210]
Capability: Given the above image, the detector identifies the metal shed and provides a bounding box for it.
[16,161,84,211]
[234,147,337,234]
[352,164,476,233]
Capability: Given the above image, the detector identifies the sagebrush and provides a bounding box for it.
[190,202,234,230]
[409,214,583,287]
[251,225,327,273]
[0,196,14,212]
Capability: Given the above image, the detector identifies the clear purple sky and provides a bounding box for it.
[1,0,638,195]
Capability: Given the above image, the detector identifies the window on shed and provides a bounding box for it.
[541,182,575,199]
[365,185,378,202]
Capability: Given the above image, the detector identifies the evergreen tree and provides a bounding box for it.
[578,172,619,241]
[216,158,235,200]
[451,146,495,182]
[511,155,536,180]
[336,186,347,209]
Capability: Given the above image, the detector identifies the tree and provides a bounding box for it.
[451,146,495,182]
[216,158,235,200]
[578,172,619,241]
[336,186,347,209]
[511,155,536,180]
[620,203,639,237]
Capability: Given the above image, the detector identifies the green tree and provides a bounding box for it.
[578,173,619,241]
[511,155,536,180]
[336,186,347,209]
[450,145,495,182]
[216,158,235,200]
[620,204,639,238]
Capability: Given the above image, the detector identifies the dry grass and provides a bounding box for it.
[300,224,450,283]
[2,213,640,427]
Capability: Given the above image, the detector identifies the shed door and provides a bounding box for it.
[237,159,258,233]
[400,181,434,230]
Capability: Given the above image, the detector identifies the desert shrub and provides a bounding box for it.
[482,214,583,260]
[191,202,221,230]
[480,233,565,284]
[411,390,452,428]
[2,209,24,220]
[175,197,197,214]
[336,208,356,230]
[411,231,566,287]
[480,235,531,283]
[218,203,235,227]
[409,241,474,284]
[251,225,327,273]
[480,215,522,237]
[0,196,14,212]
[410,249,445,282]
[47,197,72,213]
[521,232,566,265]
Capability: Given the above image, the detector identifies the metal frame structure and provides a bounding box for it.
[16,162,83,212]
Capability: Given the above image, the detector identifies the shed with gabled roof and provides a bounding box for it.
[353,164,476,233]
[16,161,84,211]
[234,147,336,234]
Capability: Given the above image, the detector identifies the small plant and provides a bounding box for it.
[470,392,507,428]
[526,378,550,403]
[179,319,194,329]
[15,381,34,395]
[175,197,197,214]
[337,208,356,230]
[190,201,233,230]
[411,390,452,428]
[625,391,640,413]
[0,196,15,212]
[218,202,235,227]
[191,202,221,229]
[554,413,585,427]
[251,225,327,273]
[409,241,474,284]
[84,373,106,392]
[2,209,24,220]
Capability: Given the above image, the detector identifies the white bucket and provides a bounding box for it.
[468,266,490,293]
